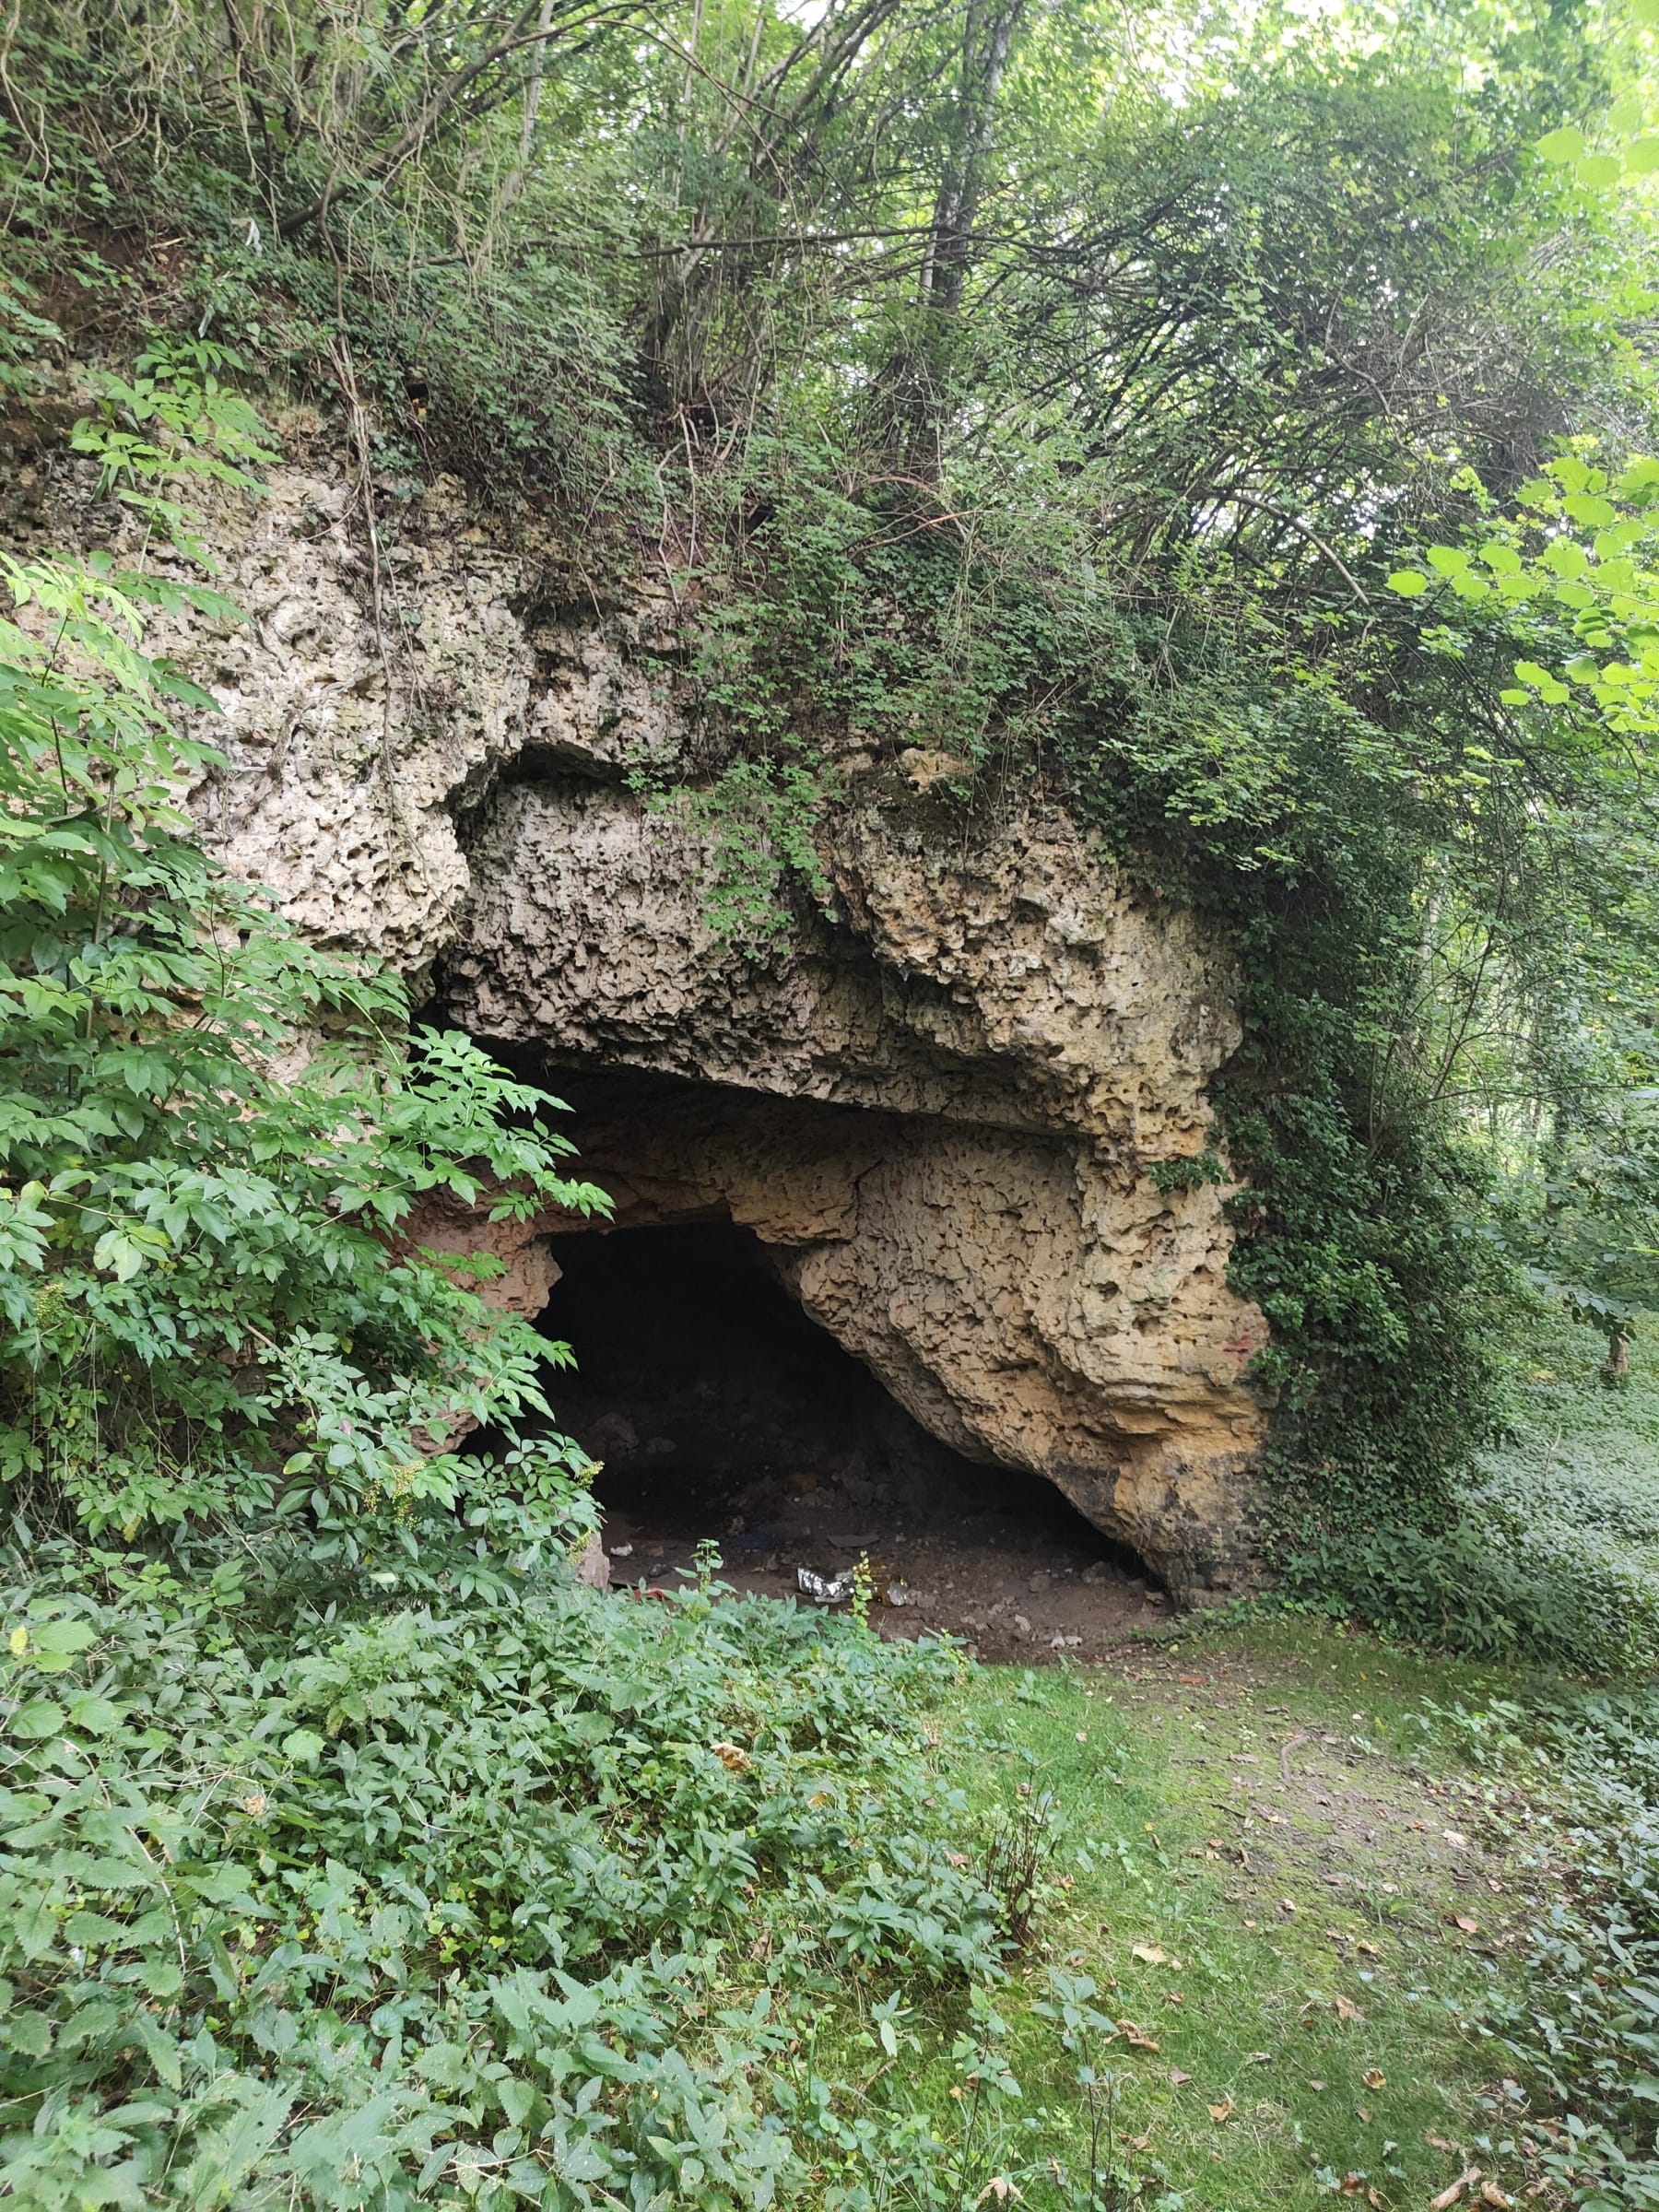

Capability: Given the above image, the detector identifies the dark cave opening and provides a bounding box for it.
[535,1220,1156,1643]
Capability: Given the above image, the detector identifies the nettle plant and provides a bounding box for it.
[0,340,609,1584]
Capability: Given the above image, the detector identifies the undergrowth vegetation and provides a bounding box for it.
[1276,1308,1659,1677]
[1445,1682,1659,2212]
[5,0,1659,2203]
[0,1557,1005,2209]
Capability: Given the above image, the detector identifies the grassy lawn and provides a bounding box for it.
[791,1621,1569,2210]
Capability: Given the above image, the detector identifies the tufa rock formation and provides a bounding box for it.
[6,429,1273,1595]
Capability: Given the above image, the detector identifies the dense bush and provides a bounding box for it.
[0,1556,995,2209]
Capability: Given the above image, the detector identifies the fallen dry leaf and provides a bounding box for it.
[1429,2167,1481,2211]
[1361,2068,1386,2089]
[1130,2134,1151,2153]
[973,2183,1021,2207]
[1477,2187,1510,2207]
[1247,2050,1271,2065]
[1168,2068,1193,2087]
[1442,1829,1470,1850]
[711,1742,751,1772]
[1450,1913,1481,1935]
[1118,2019,1160,2052]
[1206,2099,1235,2124]
[1426,2131,1462,2154]
[1356,2105,1371,2123]
[944,1850,971,1867]
[1178,1673,1206,1685]
[1334,1994,1366,2022]
[1338,2177,1366,2198]
[1131,1943,1169,1966]
[1308,2078,1328,2092]
[1356,1939,1379,1957]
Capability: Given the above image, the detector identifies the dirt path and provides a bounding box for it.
[1101,1645,1548,1964]
[931,1627,1579,2210]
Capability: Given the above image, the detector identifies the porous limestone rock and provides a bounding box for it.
[7,431,1273,1593]
[2,421,686,979]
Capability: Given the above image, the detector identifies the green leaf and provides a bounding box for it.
[1386,570,1429,597]
[1577,154,1623,188]
[179,2084,294,2206]
[282,1727,325,1764]
[9,1700,66,1739]
[1626,136,1659,172]
[4,2011,53,2057]
[1537,126,1587,164]
[32,1619,96,1655]
[66,1694,128,1734]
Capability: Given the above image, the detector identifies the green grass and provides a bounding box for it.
[793,1622,1566,2208]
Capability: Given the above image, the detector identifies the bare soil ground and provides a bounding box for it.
[1103,1641,1548,1965]
[595,1471,1163,1660]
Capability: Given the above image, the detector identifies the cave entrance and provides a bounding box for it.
[536,1219,1157,1654]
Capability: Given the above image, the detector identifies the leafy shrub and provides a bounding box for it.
[1429,1688,1659,2210]
[0,1560,996,2208]
[0,341,609,1573]
[1277,1309,1659,1676]
[1278,1514,1659,1677]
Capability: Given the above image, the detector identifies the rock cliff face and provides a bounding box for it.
[448,794,1271,1594]
[7,432,1273,1594]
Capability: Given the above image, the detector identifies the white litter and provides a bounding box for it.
[797,1567,854,1606]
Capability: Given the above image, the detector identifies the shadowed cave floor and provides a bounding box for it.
[536,1218,1164,1661]
[596,1477,1162,1662]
